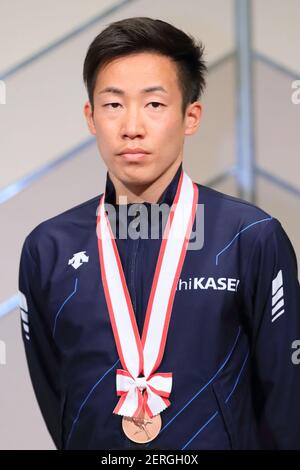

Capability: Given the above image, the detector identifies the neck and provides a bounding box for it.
[109,159,182,204]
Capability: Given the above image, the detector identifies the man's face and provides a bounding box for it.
[84,52,202,188]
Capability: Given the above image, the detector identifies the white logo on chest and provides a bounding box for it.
[176,276,240,292]
[68,251,89,270]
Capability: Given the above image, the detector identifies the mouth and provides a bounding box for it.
[118,152,150,162]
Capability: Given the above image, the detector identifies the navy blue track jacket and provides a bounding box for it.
[18,162,300,450]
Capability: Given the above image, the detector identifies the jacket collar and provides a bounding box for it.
[104,162,183,208]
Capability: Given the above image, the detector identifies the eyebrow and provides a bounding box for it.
[97,86,168,95]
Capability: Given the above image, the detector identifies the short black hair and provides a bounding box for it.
[83,16,207,117]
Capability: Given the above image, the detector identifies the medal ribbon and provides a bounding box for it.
[97,170,198,418]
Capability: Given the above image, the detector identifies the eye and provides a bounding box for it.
[103,103,121,109]
[148,102,164,109]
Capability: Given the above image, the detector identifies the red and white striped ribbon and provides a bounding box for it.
[97,170,198,418]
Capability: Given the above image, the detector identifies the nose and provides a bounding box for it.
[121,106,145,138]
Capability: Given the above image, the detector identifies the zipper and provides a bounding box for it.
[127,206,141,449]
[129,206,141,321]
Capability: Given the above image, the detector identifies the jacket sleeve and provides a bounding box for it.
[243,217,300,449]
[18,235,62,449]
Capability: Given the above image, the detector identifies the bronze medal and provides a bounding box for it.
[122,408,162,443]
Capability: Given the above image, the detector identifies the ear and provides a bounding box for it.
[184,101,203,136]
[83,101,96,135]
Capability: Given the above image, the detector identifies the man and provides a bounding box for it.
[19,17,300,450]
